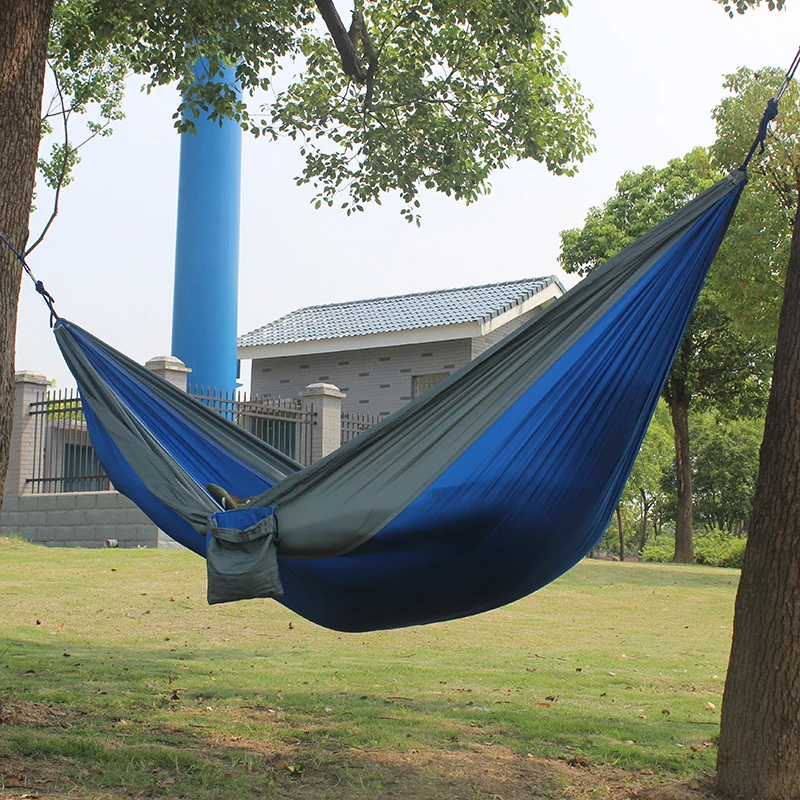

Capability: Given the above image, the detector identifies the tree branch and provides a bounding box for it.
[315,0,379,110]
[315,0,366,81]
[26,62,72,257]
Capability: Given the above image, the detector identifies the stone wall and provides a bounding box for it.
[0,492,173,549]
[1,363,190,550]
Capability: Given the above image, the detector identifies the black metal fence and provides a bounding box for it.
[27,389,111,494]
[190,386,315,466]
[26,386,317,494]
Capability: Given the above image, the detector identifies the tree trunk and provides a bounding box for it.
[0,0,54,514]
[716,188,800,800]
[615,504,625,562]
[667,386,694,563]
[638,488,649,553]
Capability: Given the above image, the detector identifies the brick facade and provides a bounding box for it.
[252,338,472,416]
[251,307,542,413]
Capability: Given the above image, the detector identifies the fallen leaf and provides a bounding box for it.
[567,756,590,768]
[537,702,552,707]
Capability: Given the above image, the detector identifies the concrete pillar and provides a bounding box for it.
[145,355,192,391]
[5,371,49,497]
[300,383,345,464]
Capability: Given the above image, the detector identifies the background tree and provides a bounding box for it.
[626,401,674,554]
[604,400,673,559]
[559,147,770,564]
[692,410,762,534]
[709,66,799,347]
[0,0,594,514]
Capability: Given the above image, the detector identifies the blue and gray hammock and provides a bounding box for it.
[44,169,746,631]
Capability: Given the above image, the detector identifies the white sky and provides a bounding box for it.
[14,0,800,389]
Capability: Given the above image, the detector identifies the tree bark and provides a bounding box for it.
[616,503,625,562]
[716,188,800,800]
[0,0,55,514]
[667,385,694,563]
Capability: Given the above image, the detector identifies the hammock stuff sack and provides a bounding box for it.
[54,169,746,632]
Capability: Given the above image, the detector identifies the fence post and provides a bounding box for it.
[299,383,345,464]
[145,356,192,391]
[4,371,50,497]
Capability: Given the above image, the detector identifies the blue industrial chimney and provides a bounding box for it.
[172,61,242,394]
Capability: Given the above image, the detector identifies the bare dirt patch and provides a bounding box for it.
[0,699,75,730]
[0,731,727,800]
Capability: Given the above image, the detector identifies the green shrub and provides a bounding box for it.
[694,528,747,569]
[639,530,746,568]
[639,539,675,563]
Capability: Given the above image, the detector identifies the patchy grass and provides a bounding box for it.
[0,537,737,799]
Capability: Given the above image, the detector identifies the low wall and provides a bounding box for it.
[0,491,181,549]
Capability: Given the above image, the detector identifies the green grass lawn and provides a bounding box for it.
[0,537,738,799]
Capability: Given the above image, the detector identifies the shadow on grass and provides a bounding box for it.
[0,631,716,799]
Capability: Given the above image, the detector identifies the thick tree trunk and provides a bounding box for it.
[615,503,625,561]
[667,386,694,563]
[0,0,54,514]
[716,189,800,800]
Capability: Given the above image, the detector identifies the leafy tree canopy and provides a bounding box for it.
[558,147,719,276]
[709,66,800,344]
[717,0,786,15]
[44,0,594,223]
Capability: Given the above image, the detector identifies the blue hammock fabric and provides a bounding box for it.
[54,170,746,632]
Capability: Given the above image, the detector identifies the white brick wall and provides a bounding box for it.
[471,308,541,359]
[252,339,472,416]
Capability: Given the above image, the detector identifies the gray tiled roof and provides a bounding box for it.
[239,277,561,348]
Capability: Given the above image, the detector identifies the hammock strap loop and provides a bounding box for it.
[0,232,60,327]
[740,46,800,171]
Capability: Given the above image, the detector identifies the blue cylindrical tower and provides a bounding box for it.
[172,61,242,393]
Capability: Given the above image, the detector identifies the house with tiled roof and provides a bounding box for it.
[238,277,564,417]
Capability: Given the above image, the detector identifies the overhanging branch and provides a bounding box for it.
[316,0,379,110]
